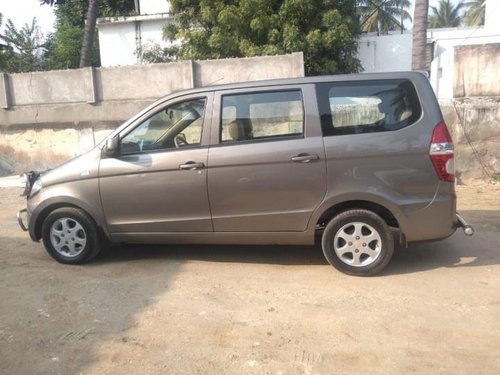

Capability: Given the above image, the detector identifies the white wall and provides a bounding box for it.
[358,28,500,99]
[358,33,412,73]
[140,0,170,15]
[99,22,138,66]
[98,16,171,67]
[485,0,500,31]
[140,18,168,48]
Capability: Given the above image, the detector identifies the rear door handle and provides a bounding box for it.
[179,161,205,170]
[291,154,319,163]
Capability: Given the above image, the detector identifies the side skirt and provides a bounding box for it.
[110,231,314,246]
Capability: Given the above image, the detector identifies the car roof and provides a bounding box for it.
[163,71,428,101]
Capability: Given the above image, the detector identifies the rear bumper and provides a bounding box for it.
[400,196,474,242]
[401,198,457,242]
[455,212,474,236]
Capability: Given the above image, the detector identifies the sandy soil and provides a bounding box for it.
[1,183,499,374]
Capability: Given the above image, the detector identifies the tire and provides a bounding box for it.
[41,207,102,264]
[321,209,394,276]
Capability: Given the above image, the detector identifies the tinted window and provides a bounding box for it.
[120,98,206,154]
[220,90,303,143]
[316,79,422,136]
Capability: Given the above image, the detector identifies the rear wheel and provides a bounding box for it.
[321,209,394,276]
[41,207,101,264]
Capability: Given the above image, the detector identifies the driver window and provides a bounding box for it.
[120,98,206,154]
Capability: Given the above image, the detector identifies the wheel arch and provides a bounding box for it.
[314,199,400,230]
[30,197,108,242]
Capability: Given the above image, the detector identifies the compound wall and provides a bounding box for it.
[0,53,304,176]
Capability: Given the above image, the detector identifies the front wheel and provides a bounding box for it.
[321,209,394,276]
[41,207,102,264]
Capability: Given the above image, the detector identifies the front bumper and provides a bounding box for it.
[17,209,29,231]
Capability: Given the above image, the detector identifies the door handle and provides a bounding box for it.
[179,161,205,170]
[291,154,319,163]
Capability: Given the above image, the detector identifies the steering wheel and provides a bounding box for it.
[174,133,189,148]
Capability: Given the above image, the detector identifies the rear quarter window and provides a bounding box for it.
[316,79,422,136]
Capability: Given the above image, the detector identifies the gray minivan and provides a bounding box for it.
[17,72,473,276]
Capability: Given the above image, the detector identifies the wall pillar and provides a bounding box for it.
[0,73,11,110]
[85,67,98,104]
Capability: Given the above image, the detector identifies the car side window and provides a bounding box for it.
[220,90,303,143]
[120,98,206,154]
[316,79,422,136]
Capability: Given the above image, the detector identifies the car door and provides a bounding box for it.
[99,94,213,234]
[207,84,327,232]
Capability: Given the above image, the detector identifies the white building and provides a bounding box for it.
[358,0,500,99]
[97,0,171,67]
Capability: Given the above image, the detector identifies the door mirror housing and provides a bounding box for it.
[104,135,120,157]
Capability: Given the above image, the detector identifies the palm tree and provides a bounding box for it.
[358,0,413,36]
[428,0,466,28]
[79,0,100,67]
[412,0,429,71]
[463,0,485,26]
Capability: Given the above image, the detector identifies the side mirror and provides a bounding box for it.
[104,135,120,157]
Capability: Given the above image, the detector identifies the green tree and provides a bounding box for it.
[43,0,90,69]
[463,0,485,26]
[412,0,429,70]
[428,0,465,28]
[156,0,361,76]
[357,0,412,36]
[0,17,47,72]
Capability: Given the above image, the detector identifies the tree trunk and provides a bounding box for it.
[412,0,429,71]
[79,0,100,68]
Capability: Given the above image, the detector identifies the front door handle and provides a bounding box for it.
[291,154,319,163]
[179,161,205,170]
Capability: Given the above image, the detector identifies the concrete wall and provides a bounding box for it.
[0,53,304,176]
[193,55,305,87]
[96,60,194,101]
[3,69,96,106]
[454,44,500,98]
[428,27,500,100]
[441,98,500,182]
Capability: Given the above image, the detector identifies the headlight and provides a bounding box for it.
[30,179,42,198]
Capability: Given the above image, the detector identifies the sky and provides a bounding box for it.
[0,0,465,36]
[0,0,57,35]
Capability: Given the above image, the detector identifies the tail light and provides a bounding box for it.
[429,122,454,182]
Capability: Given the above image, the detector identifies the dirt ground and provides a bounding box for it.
[1,183,499,374]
